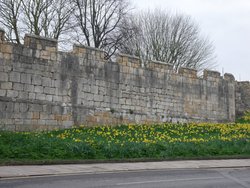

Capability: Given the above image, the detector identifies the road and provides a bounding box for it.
[0,167,249,188]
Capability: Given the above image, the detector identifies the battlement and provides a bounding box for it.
[224,73,235,82]
[0,30,239,83]
[0,30,245,130]
[73,44,105,61]
[237,81,250,85]
[117,53,141,68]
[178,67,197,78]
[147,60,173,73]
[24,34,57,51]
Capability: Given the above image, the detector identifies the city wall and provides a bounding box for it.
[0,29,247,131]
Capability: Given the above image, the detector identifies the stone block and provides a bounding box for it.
[45,95,53,102]
[41,50,50,59]
[1,44,13,53]
[62,121,74,128]
[7,90,19,98]
[50,52,57,61]
[21,73,32,84]
[19,91,29,99]
[5,102,14,112]
[28,93,36,100]
[45,120,58,126]
[24,84,34,92]
[13,83,23,91]
[44,87,55,95]
[42,77,51,87]
[0,89,6,96]
[36,93,46,100]
[9,72,21,82]
[20,103,28,112]
[0,72,8,81]
[14,103,20,112]
[1,82,12,90]
[94,94,103,102]
[32,74,42,85]
[30,104,43,112]
[3,53,11,60]
[23,48,33,57]
[34,86,43,93]
[52,106,62,114]
[92,86,99,94]
[53,96,62,102]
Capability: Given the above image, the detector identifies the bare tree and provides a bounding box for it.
[72,0,133,58]
[121,10,216,72]
[0,0,22,43]
[21,0,74,39]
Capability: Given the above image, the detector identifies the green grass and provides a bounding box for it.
[0,123,249,164]
[236,110,250,124]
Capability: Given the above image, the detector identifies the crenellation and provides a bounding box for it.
[203,69,221,80]
[148,60,174,73]
[73,44,105,61]
[24,34,57,51]
[178,67,197,78]
[117,53,141,68]
[224,73,235,82]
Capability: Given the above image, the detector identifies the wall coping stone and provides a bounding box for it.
[24,34,58,43]
[74,44,105,53]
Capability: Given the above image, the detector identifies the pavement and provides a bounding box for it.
[0,159,249,179]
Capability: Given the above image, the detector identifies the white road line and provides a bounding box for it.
[116,176,224,186]
[219,171,250,188]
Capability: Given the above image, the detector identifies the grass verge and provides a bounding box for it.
[0,123,249,165]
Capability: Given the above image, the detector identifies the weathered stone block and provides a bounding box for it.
[23,48,33,57]
[42,77,51,87]
[21,74,32,84]
[19,91,29,99]
[53,96,62,102]
[7,90,19,98]
[0,89,6,96]
[34,86,43,93]
[9,72,21,82]
[45,95,53,102]
[0,72,8,81]
[13,83,23,91]
[24,84,34,92]
[19,103,28,112]
[1,44,13,53]
[30,104,43,112]
[44,87,55,95]
[36,93,46,100]
[28,93,36,100]
[32,74,42,85]
[5,102,14,112]
[1,82,12,90]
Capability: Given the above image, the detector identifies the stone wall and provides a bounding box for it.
[236,81,250,117]
[0,30,237,131]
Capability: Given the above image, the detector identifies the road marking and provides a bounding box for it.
[219,171,250,188]
[116,176,224,186]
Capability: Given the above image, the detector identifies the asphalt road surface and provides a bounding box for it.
[0,167,249,188]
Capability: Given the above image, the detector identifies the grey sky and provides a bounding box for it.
[133,0,250,81]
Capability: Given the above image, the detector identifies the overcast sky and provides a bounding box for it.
[133,0,250,81]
